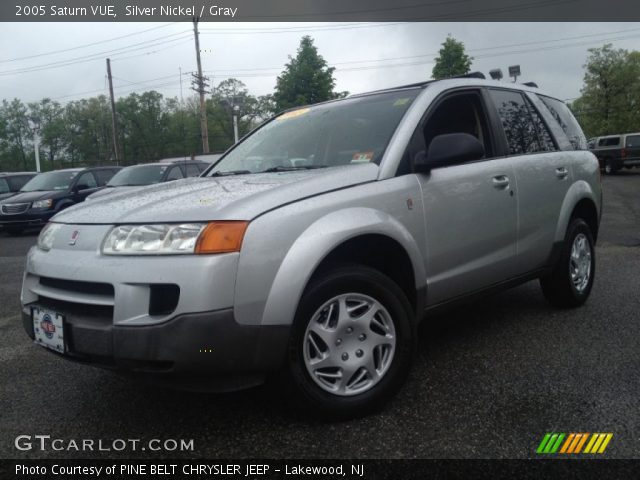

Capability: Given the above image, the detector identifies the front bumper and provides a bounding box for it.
[23,306,290,391]
[0,209,53,228]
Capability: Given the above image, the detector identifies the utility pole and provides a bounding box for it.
[192,16,210,153]
[106,58,121,165]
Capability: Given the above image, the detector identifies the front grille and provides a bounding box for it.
[39,276,114,297]
[1,203,29,215]
[35,296,114,325]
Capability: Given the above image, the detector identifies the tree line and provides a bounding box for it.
[0,36,345,172]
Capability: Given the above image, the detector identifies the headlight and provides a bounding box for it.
[37,223,61,251]
[32,199,53,209]
[102,222,248,255]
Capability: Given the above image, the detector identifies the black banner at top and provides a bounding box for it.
[2,0,640,22]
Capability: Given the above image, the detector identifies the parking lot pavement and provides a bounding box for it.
[1,172,639,460]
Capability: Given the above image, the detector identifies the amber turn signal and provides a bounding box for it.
[195,221,249,254]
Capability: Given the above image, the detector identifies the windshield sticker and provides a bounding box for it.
[277,108,310,121]
[352,151,374,163]
[393,98,410,107]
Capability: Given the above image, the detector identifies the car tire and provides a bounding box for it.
[540,218,595,308]
[604,160,616,175]
[286,264,415,419]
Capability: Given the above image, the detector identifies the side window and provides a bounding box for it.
[185,164,201,177]
[94,169,116,186]
[166,166,184,180]
[599,137,620,147]
[525,98,556,152]
[399,91,494,175]
[75,172,97,189]
[538,95,587,150]
[488,89,540,155]
[197,163,209,173]
[626,135,640,148]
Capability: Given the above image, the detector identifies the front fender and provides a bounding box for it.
[239,207,425,327]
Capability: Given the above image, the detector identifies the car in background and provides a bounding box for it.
[0,172,37,202]
[0,166,120,234]
[86,160,209,201]
[589,132,640,174]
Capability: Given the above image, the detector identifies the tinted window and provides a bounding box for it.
[209,89,419,175]
[489,89,540,155]
[625,135,640,148]
[185,164,201,177]
[9,175,34,190]
[76,172,97,189]
[538,95,587,150]
[166,166,184,180]
[94,169,117,186]
[21,170,80,192]
[526,98,556,151]
[598,137,620,147]
[0,178,9,194]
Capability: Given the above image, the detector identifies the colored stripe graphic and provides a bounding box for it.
[537,433,613,454]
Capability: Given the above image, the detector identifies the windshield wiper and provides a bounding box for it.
[209,170,252,177]
[259,165,328,173]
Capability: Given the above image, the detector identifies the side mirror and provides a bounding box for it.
[414,133,485,172]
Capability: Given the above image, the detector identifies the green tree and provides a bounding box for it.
[1,99,32,171]
[28,98,67,170]
[431,35,473,80]
[273,36,345,111]
[571,44,640,137]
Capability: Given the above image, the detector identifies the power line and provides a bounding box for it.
[0,23,176,64]
[199,22,410,34]
[0,31,192,77]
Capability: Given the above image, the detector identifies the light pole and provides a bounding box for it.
[28,119,41,172]
[233,105,240,144]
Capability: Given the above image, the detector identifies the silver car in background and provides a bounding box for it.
[21,76,601,418]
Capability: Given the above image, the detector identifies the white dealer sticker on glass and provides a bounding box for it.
[32,307,65,353]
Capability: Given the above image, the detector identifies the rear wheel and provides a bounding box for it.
[287,265,415,419]
[604,159,617,175]
[540,218,595,308]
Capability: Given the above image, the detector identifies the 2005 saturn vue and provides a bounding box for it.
[22,76,602,417]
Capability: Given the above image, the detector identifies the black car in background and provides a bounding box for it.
[0,172,37,201]
[0,166,120,234]
[589,132,640,174]
[86,160,209,201]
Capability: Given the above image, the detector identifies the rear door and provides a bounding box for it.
[487,89,572,273]
[411,88,518,305]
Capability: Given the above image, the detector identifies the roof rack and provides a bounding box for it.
[451,71,486,80]
[522,82,538,88]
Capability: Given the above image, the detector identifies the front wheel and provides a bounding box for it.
[287,265,415,419]
[540,218,595,308]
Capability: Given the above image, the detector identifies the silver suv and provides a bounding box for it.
[21,77,601,418]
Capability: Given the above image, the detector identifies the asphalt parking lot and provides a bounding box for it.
[1,172,639,460]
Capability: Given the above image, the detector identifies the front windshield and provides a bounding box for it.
[207,89,420,175]
[0,178,9,194]
[21,171,79,192]
[107,164,168,186]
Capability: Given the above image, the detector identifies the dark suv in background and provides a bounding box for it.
[0,172,37,201]
[0,166,120,234]
[589,132,640,174]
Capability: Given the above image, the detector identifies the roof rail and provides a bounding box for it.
[451,71,486,80]
[522,81,538,88]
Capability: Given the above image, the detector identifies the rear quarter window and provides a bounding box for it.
[598,137,620,147]
[537,95,587,150]
[625,135,640,148]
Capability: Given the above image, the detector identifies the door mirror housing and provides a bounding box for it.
[414,133,485,172]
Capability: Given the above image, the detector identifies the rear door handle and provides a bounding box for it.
[492,175,510,189]
[556,167,569,179]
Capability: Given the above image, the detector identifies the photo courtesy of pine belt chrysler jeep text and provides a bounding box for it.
[21,75,601,418]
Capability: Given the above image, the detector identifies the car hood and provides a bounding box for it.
[0,192,18,201]
[0,190,58,204]
[53,164,379,224]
